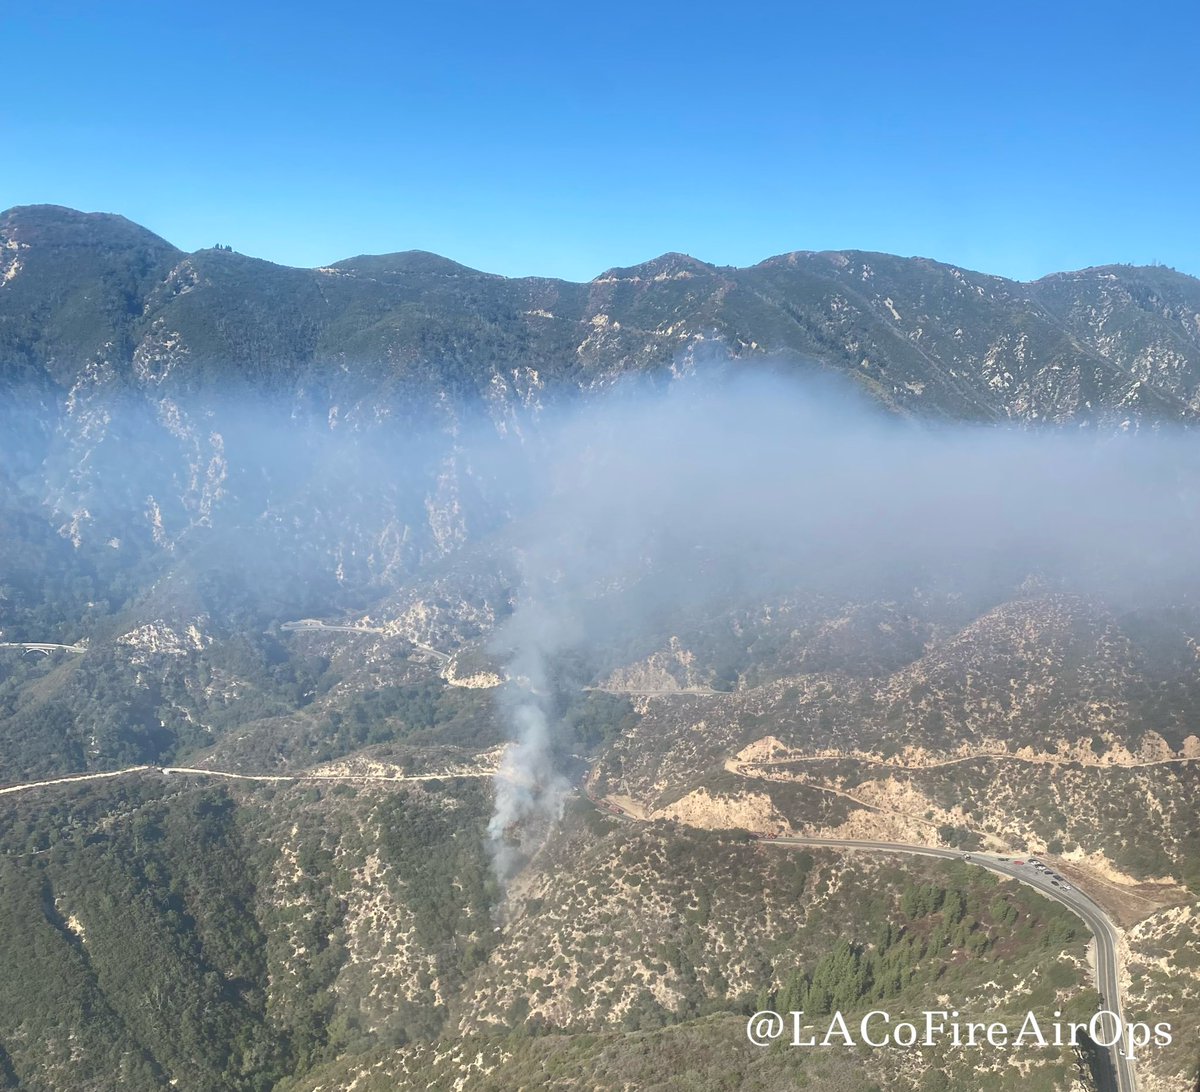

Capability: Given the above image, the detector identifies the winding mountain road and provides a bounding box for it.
[0,766,154,797]
[0,763,495,800]
[280,619,451,661]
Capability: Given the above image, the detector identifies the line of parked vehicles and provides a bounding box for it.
[735,836,1077,893]
[990,855,1072,888]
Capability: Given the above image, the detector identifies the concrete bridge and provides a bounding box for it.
[0,642,86,657]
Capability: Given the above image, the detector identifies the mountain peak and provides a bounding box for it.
[593,252,717,284]
[328,250,490,278]
[0,204,180,256]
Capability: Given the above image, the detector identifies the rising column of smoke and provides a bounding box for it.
[480,374,752,883]
[481,391,645,885]
[486,590,579,884]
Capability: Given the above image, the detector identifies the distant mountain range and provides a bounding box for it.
[4,203,1200,424]
[4,206,1200,1092]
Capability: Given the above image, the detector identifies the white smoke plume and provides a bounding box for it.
[486,599,575,882]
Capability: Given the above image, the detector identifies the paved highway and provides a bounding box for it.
[280,619,383,634]
[762,836,1134,1092]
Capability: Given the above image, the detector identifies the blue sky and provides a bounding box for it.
[5,0,1198,280]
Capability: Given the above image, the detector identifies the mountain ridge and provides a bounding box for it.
[5,203,1200,427]
[6,204,1195,285]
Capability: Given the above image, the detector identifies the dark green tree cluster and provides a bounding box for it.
[756,875,1077,1019]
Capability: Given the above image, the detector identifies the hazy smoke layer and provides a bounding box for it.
[482,370,1200,880]
[4,366,1197,882]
